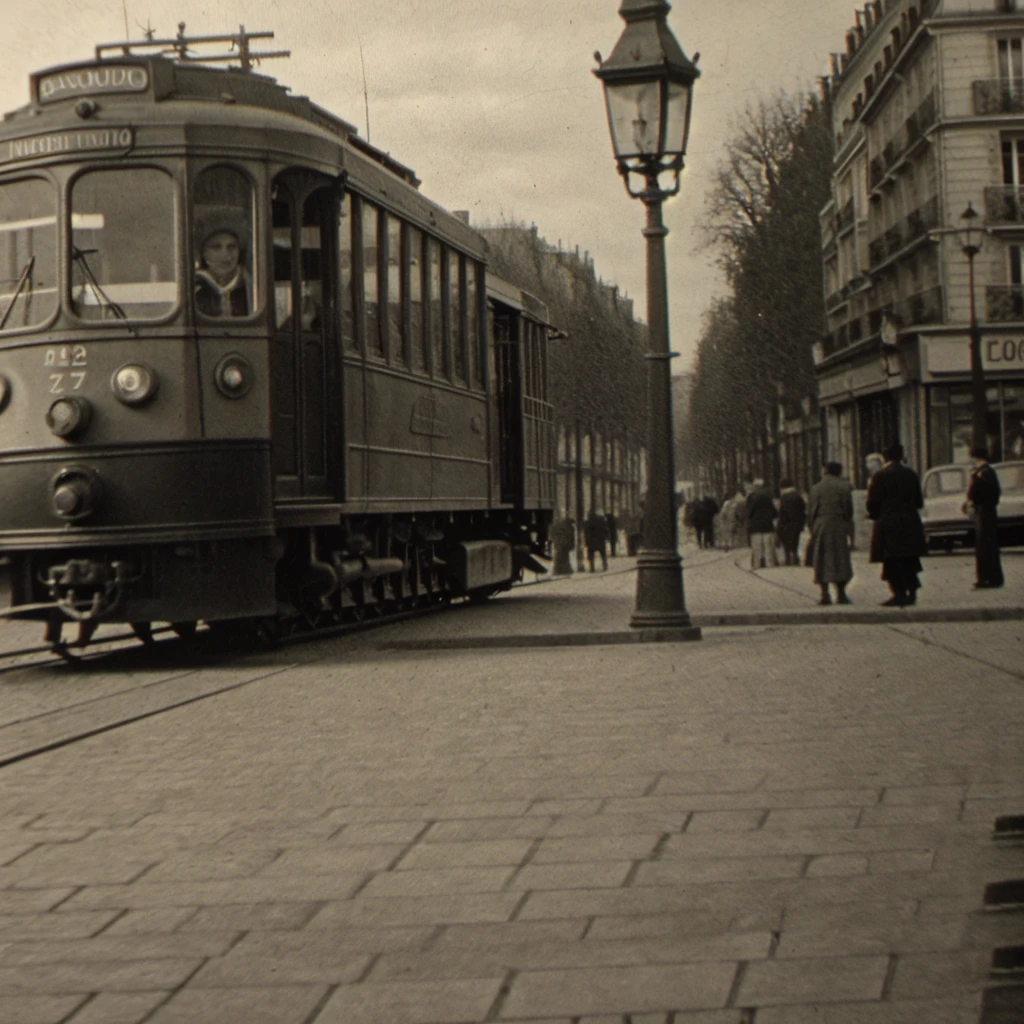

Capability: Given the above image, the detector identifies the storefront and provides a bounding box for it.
[921,333,1024,464]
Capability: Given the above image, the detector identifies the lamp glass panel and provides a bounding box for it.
[663,79,692,158]
[604,79,663,159]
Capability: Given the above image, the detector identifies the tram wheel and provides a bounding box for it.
[131,622,155,645]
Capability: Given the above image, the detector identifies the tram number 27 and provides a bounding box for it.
[50,372,87,393]
[44,346,88,393]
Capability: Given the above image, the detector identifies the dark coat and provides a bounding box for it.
[746,486,776,533]
[777,489,807,548]
[195,269,250,317]
[968,462,1003,586]
[807,475,853,583]
[583,512,608,550]
[866,461,927,562]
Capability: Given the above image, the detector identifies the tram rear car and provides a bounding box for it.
[0,43,555,645]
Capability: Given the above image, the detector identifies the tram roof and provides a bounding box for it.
[4,53,421,188]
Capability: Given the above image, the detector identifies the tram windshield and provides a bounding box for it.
[0,179,57,332]
[70,168,177,321]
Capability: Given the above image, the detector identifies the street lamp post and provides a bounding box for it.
[594,0,700,633]
[959,201,990,453]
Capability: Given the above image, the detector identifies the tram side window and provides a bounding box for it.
[339,193,356,350]
[272,193,293,330]
[428,237,444,377]
[300,193,324,330]
[449,249,465,383]
[408,225,426,373]
[363,202,382,357]
[467,261,481,388]
[387,214,405,365]
[193,167,255,319]
[0,178,57,331]
[72,169,177,321]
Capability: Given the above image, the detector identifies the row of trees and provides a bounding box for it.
[683,90,833,498]
[482,223,649,517]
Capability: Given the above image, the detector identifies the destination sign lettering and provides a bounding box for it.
[37,66,149,104]
[2,128,134,165]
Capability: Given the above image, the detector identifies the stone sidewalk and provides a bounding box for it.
[0,549,1022,1023]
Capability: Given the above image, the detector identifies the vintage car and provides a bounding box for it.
[921,461,1024,550]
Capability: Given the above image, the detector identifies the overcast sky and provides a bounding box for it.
[2,1,859,369]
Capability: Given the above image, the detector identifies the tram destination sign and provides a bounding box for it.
[36,65,149,104]
[2,128,134,165]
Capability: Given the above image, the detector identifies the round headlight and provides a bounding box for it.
[0,374,9,413]
[111,363,159,406]
[51,465,103,521]
[214,353,254,398]
[46,396,92,439]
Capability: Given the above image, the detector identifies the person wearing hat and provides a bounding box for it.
[866,442,927,606]
[194,208,251,318]
[965,445,1003,589]
[806,462,853,604]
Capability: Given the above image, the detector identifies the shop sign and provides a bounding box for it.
[1,128,134,165]
[36,66,149,104]
[924,335,1024,377]
[985,337,1024,366]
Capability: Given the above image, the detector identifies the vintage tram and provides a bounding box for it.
[0,28,556,647]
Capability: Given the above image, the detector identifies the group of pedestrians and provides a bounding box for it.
[686,440,1004,607]
[550,507,644,575]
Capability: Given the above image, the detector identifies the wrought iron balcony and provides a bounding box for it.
[974,78,1024,115]
[893,286,943,327]
[884,225,903,256]
[988,285,1024,322]
[985,185,1024,225]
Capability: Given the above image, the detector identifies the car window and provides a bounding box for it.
[924,468,965,497]
[996,464,1024,491]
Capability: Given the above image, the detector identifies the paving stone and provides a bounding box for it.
[776,916,968,958]
[0,848,155,887]
[755,996,981,1023]
[735,955,889,1005]
[0,889,74,914]
[869,849,935,873]
[499,962,738,1018]
[422,817,556,843]
[532,835,663,863]
[858,803,962,827]
[51,991,169,1024]
[330,821,432,845]
[145,985,328,1024]
[806,853,868,877]
[0,842,38,867]
[0,932,235,966]
[886,949,993,1000]
[261,844,404,875]
[432,919,587,949]
[684,811,764,833]
[546,813,687,837]
[0,994,88,1024]
[0,910,121,940]
[650,771,767,795]
[763,807,861,830]
[882,785,969,805]
[359,865,515,897]
[510,861,633,890]
[102,907,199,935]
[397,840,533,870]
[633,855,804,886]
[0,958,202,995]
[139,848,281,882]
[189,936,372,988]
[177,902,320,933]
[324,801,532,826]
[313,977,503,1023]
[583,911,760,942]
[307,893,521,927]
[527,798,604,817]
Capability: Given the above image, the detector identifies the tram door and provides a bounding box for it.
[270,174,338,499]
[493,309,524,506]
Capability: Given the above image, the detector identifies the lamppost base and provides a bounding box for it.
[630,550,695,632]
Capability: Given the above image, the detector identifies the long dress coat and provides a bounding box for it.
[967,462,1003,586]
[777,489,807,553]
[866,461,927,563]
[807,474,854,584]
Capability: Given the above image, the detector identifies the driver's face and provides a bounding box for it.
[202,231,241,283]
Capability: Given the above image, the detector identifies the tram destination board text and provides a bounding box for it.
[2,129,134,165]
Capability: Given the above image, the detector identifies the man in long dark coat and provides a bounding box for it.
[583,509,609,572]
[807,463,853,604]
[966,446,1003,589]
[777,478,807,566]
[866,442,927,606]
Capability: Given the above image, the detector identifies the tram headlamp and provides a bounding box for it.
[0,374,9,413]
[51,465,103,522]
[46,396,92,439]
[214,353,254,398]
[111,363,159,406]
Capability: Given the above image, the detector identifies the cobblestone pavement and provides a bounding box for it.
[0,547,1021,1022]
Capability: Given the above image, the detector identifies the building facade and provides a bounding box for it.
[818,0,1024,486]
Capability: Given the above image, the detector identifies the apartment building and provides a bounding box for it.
[818,0,1024,485]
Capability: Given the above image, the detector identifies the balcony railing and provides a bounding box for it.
[884,225,903,256]
[893,286,943,327]
[973,78,1024,115]
[905,196,940,242]
[985,185,1024,225]
[988,285,1024,322]
[868,237,886,265]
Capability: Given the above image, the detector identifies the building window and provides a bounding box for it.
[998,38,1024,92]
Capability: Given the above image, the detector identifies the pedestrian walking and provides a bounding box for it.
[725,488,747,550]
[776,479,807,566]
[746,478,777,568]
[605,511,619,558]
[624,508,643,556]
[550,513,576,576]
[583,508,609,572]
[866,442,927,606]
[965,446,1003,589]
[807,462,853,605]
